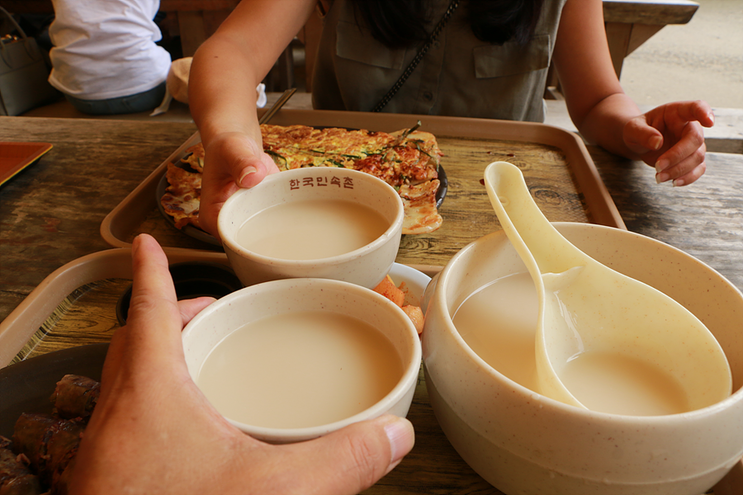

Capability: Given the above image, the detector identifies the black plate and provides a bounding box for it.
[435,165,447,208]
[115,261,243,325]
[0,344,109,438]
[157,159,448,244]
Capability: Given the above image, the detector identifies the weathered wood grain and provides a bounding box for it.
[589,145,743,292]
[14,279,129,362]
[2,116,742,495]
[0,117,197,323]
[400,135,590,267]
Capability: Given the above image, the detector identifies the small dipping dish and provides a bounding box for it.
[182,277,421,443]
[218,167,404,289]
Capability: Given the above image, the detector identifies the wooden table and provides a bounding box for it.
[1,116,742,494]
[2,116,741,323]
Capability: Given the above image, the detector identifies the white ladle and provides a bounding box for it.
[484,161,732,412]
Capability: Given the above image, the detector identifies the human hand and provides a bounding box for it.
[622,101,714,186]
[68,234,415,495]
[199,132,280,238]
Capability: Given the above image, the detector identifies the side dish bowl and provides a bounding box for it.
[218,167,404,289]
[423,222,743,495]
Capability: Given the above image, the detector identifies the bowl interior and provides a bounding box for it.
[219,167,403,263]
[440,222,743,394]
[182,277,420,442]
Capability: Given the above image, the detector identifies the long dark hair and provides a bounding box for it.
[349,0,545,48]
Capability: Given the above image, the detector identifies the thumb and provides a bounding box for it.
[623,116,664,155]
[101,234,186,389]
[282,415,415,495]
[199,133,279,237]
[206,132,279,188]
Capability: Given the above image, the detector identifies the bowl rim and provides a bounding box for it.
[218,168,405,267]
[430,221,743,423]
[182,277,422,442]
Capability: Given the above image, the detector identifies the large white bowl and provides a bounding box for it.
[423,222,743,494]
[182,277,421,443]
[218,167,403,289]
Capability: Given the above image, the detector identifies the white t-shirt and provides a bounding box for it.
[48,0,172,100]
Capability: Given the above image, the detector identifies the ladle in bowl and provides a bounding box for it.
[483,161,731,414]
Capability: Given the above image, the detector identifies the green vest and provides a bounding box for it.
[312,0,568,122]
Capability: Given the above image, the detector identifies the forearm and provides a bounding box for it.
[577,92,644,160]
[189,35,263,147]
[554,0,643,160]
[189,0,317,149]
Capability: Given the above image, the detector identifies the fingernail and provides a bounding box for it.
[655,159,669,172]
[673,178,684,187]
[238,166,257,186]
[656,172,670,184]
[650,136,663,151]
[132,233,150,253]
[708,111,715,125]
[384,418,414,465]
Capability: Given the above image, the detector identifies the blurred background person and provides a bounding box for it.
[47,0,171,115]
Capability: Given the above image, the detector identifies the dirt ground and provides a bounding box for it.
[619,0,743,110]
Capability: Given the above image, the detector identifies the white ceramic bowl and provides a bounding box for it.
[389,262,432,307]
[423,222,743,495]
[218,167,404,289]
[182,277,421,443]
